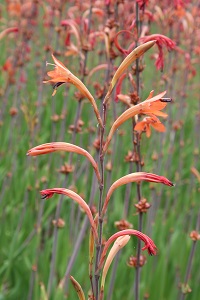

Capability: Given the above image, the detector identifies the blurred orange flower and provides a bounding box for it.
[134,115,165,137]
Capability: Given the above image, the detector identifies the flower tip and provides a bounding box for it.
[40,190,54,199]
[166,179,175,187]
[149,247,157,256]
[166,180,175,187]
[160,97,172,103]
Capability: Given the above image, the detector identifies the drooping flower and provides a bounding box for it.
[0,27,18,40]
[98,229,157,271]
[40,188,98,240]
[139,34,176,71]
[102,172,174,215]
[44,54,103,127]
[27,142,101,183]
[134,115,166,137]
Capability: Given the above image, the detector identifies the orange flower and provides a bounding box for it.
[134,115,166,137]
[44,54,103,127]
[103,90,171,154]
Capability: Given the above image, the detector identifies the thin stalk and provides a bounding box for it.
[106,251,120,300]
[95,102,107,300]
[134,3,143,300]
[47,195,64,297]
[28,196,46,300]
[94,37,113,293]
[179,211,200,300]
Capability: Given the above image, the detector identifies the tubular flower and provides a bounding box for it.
[103,41,156,104]
[102,172,174,215]
[98,229,157,271]
[100,236,130,299]
[139,34,176,71]
[103,90,172,154]
[134,115,166,137]
[40,188,98,241]
[44,54,103,127]
[27,142,101,183]
[70,276,86,300]
[0,27,18,40]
